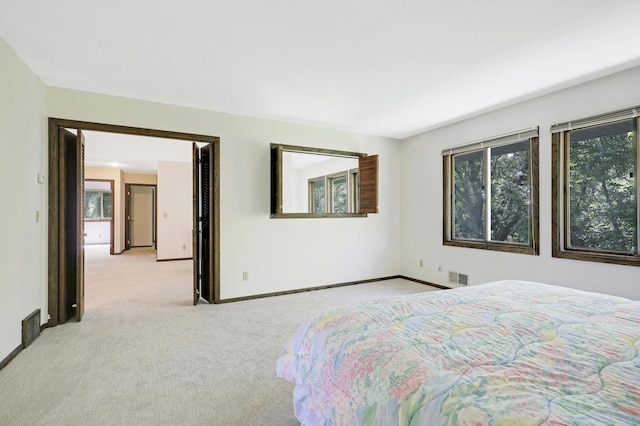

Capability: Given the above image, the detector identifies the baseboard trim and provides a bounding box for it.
[0,345,22,371]
[215,275,449,304]
[398,275,451,290]
[157,257,192,262]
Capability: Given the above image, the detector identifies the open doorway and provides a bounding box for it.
[47,118,220,327]
[85,179,115,254]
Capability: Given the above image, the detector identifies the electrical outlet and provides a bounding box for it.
[242,272,248,281]
[419,259,423,268]
[182,244,187,250]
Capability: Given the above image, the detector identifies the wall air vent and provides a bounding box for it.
[448,271,469,286]
[22,309,41,349]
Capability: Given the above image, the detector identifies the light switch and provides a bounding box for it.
[37,173,46,184]
[163,212,168,218]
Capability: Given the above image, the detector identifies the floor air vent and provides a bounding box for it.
[22,309,41,349]
[448,271,469,285]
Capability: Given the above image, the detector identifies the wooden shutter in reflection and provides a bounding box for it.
[358,155,378,214]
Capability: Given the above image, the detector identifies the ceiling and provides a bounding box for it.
[3,1,640,139]
[82,131,192,174]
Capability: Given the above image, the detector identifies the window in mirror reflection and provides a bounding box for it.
[282,151,359,214]
[307,170,358,213]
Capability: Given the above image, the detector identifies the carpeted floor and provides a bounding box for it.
[0,245,438,425]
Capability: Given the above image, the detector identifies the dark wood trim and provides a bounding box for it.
[398,275,452,290]
[109,180,115,255]
[553,250,640,267]
[443,239,538,255]
[270,143,372,218]
[359,155,378,214]
[124,184,131,251]
[125,183,157,252]
[157,257,192,262]
[216,275,446,304]
[47,120,60,327]
[49,118,219,143]
[271,213,368,219]
[0,345,22,371]
[212,141,221,303]
[551,132,562,258]
[530,137,540,255]
[442,155,450,245]
[273,143,366,158]
[48,118,222,324]
[272,144,282,215]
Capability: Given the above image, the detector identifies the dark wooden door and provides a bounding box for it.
[192,144,201,305]
[77,130,85,321]
[192,143,215,304]
[58,128,85,323]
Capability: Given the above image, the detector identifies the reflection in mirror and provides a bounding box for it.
[271,144,378,218]
[282,151,359,214]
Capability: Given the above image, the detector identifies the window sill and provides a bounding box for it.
[270,213,368,219]
[552,249,640,267]
[444,240,539,255]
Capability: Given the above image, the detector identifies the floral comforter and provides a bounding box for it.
[275,280,640,425]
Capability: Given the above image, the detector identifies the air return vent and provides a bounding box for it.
[448,271,469,286]
[22,309,41,349]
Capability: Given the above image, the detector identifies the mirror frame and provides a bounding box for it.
[270,143,369,218]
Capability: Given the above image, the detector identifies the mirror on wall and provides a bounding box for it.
[270,144,378,218]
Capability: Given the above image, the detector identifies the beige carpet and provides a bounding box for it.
[0,245,438,425]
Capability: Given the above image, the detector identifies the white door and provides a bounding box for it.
[130,185,154,247]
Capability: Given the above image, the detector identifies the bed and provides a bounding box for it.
[275,280,640,425]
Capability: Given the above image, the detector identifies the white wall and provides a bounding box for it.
[400,65,640,300]
[157,161,192,260]
[85,222,110,245]
[0,38,47,359]
[46,87,402,300]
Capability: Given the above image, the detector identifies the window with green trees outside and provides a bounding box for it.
[552,109,639,266]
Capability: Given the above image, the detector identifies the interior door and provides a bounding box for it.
[130,185,154,247]
[193,143,215,304]
[59,128,84,323]
[77,130,85,321]
[192,143,201,305]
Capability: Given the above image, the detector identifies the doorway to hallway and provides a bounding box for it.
[47,118,220,327]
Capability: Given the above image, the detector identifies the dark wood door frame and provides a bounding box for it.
[125,183,157,251]
[48,118,221,327]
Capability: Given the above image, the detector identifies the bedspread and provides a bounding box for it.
[275,280,640,425]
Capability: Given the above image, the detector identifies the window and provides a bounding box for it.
[309,178,326,213]
[552,108,640,266]
[308,170,358,214]
[84,191,112,220]
[443,128,539,254]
